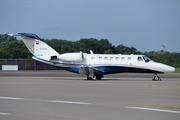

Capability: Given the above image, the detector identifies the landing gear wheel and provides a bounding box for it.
[152,74,161,81]
[87,76,93,80]
[96,75,103,80]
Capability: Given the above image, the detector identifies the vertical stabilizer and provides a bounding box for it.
[9,33,59,60]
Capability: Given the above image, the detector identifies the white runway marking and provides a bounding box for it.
[0,112,11,115]
[0,97,25,100]
[48,100,92,105]
[126,107,180,113]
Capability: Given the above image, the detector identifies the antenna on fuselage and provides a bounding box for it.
[90,50,94,54]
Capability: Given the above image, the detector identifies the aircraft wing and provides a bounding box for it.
[79,66,104,75]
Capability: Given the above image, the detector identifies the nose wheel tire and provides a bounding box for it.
[152,75,161,81]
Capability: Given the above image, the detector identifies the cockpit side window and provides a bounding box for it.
[137,57,143,62]
[143,56,152,63]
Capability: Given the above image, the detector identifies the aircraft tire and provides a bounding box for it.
[96,75,102,80]
[153,75,161,81]
[87,76,93,80]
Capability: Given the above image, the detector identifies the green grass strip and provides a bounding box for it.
[175,68,180,72]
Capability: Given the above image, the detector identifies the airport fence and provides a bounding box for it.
[0,59,62,70]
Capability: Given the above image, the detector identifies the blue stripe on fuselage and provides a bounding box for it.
[93,66,163,74]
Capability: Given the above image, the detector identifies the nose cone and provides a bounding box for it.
[163,65,175,73]
[167,66,175,72]
[155,62,175,73]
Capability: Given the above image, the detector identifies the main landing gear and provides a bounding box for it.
[86,75,103,80]
[87,76,93,80]
[152,73,162,81]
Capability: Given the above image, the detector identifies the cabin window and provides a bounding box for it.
[115,57,119,60]
[110,57,113,60]
[128,57,131,61]
[137,57,143,62]
[121,57,125,61]
[104,57,108,60]
[99,56,102,60]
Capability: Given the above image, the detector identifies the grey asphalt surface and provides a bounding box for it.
[0,70,180,120]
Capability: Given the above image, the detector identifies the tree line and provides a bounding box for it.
[0,34,180,68]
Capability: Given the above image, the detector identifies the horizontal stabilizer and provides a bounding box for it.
[8,34,19,36]
[8,33,43,41]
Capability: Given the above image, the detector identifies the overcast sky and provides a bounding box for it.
[0,0,180,52]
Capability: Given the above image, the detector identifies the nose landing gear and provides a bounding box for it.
[152,73,162,81]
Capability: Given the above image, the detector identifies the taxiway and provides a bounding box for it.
[0,71,180,120]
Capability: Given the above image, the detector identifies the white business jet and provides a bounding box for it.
[8,33,175,80]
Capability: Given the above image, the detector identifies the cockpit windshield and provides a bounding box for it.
[143,56,153,63]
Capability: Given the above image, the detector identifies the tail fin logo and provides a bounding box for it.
[36,41,39,45]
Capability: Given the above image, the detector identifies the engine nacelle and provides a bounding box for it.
[58,53,84,62]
